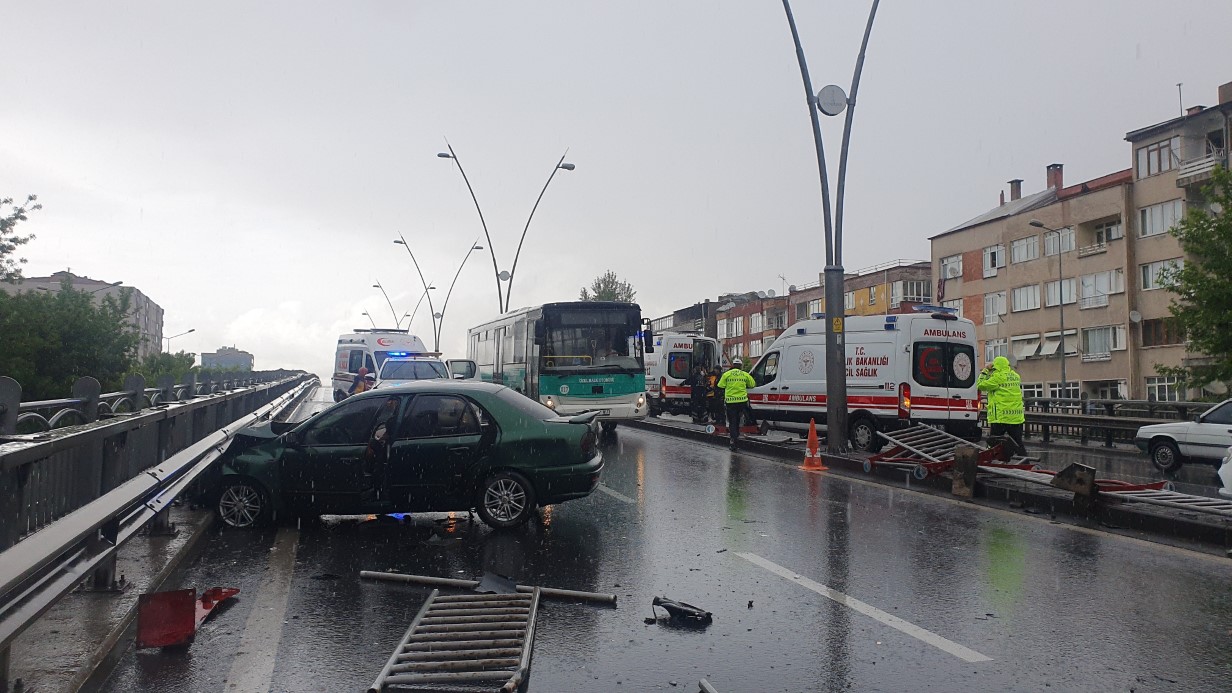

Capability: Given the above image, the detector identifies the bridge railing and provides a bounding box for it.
[1005,396,1212,448]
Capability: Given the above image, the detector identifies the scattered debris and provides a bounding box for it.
[361,570,617,604]
[747,600,753,609]
[136,587,239,649]
[716,548,728,553]
[651,596,712,624]
[475,571,518,594]
[699,679,721,693]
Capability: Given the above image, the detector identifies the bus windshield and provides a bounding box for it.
[542,309,643,373]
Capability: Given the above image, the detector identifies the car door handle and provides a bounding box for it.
[769,387,778,391]
[339,457,359,464]
[447,446,471,454]
[781,386,790,391]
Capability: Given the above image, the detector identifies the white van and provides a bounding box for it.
[644,332,721,416]
[746,313,981,452]
[331,330,436,401]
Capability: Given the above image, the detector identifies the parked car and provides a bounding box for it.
[1134,399,1232,472]
[211,381,603,529]
[373,356,449,389]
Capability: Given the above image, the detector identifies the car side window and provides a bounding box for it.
[1203,402,1232,425]
[401,395,482,439]
[302,396,390,446]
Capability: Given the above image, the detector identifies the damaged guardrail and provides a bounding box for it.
[0,375,316,691]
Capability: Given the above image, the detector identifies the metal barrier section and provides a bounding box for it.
[868,425,1038,480]
[369,588,541,693]
[1096,488,1232,518]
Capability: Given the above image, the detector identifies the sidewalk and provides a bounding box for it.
[7,506,214,693]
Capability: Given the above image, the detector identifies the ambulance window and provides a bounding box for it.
[913,343,947,387]
[750,352,779,386]
[949,344,976,388]
[365,354,376,373]
[348,349,365,373]
[667,353,692,380]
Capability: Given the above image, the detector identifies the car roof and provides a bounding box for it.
[351,380,507,396]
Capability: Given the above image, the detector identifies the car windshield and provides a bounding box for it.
[380,360,447,380]
[495,388,559,421]
[541,310,643,373]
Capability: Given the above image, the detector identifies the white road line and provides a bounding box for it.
[736,552,993,663]
[224,527,300,692]
[597,483,636,504]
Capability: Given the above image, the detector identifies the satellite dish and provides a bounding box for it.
[816,84,848,117]
[1129,310,1142,323]
[498,271,511,281]
[767,289,776,298]
[757,291,767,299]
[788,285,797,293]
[946,266,961,279]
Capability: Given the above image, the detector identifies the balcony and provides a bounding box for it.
[1176,150,1226,187]
[1076,242,1107,258]
[1079,294,1109,309]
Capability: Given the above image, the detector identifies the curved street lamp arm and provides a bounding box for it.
[505,149,569,311]
[408,284,433,329]
[833,0,881,264]
[374,281,402,329]
[396,231,438,340]
[445,142,504,313]
[781,0,835,265]
[435,238,483,348]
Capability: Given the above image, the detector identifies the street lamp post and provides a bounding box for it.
[438,145,503,313]
[779,0,882,453]
[1030,220,1069,394]
[164,328,195,353]
[434,241,486,352]
[505,155,575,310]
[394,234,439,342]
[371,281,403,328]
[361,311,377,329]
[407,285,437,333]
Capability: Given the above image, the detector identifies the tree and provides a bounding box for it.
[579,270,636,302]
[134,351,197,385]
[1158,166,1232,389]
[1,195,41,283]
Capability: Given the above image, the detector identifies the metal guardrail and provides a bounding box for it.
[0,376,316,689]
[1015,397,1210,448]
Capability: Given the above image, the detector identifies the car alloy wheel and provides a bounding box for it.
[218,482,267,528]
[477,471,536,528]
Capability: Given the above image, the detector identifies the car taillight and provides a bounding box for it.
[898,383,911,420]
[581,429,596,458]
[659,376,667,400]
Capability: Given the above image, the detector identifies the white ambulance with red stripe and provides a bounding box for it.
[643,332,720,416]
[746,312,981,452]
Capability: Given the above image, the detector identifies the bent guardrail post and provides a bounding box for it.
[157,374,175,406]
[72,377,101,424]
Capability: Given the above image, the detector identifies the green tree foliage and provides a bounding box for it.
[1,195,41,283]
[579,270,637,302]
[1159,166,1232,389]
[134,351,197,385]
[0,280,140,399]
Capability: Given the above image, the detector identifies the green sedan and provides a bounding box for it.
[212,381,603,529]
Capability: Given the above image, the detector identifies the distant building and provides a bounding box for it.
[0,270,164,360]
[648,299,719,339]
[715,292,790,363]
[201,346,254,371]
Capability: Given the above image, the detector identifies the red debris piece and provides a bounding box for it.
[137,587,239,649]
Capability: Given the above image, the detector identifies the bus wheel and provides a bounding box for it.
[849,416,883,453]
[601,421,618,433]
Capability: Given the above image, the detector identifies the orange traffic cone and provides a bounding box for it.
[802,418,828,471]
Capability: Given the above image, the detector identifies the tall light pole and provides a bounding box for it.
[164,328,195,353]
[394,234,439,341]
[434,241,486,352]
[361,311,377,329]
[371,281,402,328]
[1030,220,1069,394]
[780,0,881,453]
[438,145,574,313]
[407,285,437,334]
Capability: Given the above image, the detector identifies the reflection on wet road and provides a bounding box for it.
[97,424,1231,692]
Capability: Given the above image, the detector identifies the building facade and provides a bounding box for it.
[715,293,789,363]
[648,299,719,339]
[201,346,255,371]
[930,80,1232,401]
[0,271,165,360]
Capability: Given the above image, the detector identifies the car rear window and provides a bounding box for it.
[496,388,559,421]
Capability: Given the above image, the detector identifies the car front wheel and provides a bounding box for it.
[476,471,536,528]
[217,479,272,529]
[1150,440,1183,473]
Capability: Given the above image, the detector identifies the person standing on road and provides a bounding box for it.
[349,367,371,396]
[707,366,724,424]
[718,359,757,451]
[977,355,1025,456]
[688,364,709,424]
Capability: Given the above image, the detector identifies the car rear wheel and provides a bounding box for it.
[217,479,271,529]
[601,421,618,433]
[849,416,884,453]
[1150,440,1183,473]
[476,471,536,528]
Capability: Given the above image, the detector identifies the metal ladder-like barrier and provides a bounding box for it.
[1096,488,1232,518]
[369,588,541,693]
[867,425,1038,479]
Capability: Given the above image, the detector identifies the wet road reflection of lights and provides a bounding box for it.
[540,504,553,527]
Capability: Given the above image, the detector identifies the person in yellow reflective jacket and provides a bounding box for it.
[718,359,757,451]
[977,355,1025,455]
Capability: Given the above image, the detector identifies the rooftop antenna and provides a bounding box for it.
[1177,82,1184,117]
[777,274,787,296]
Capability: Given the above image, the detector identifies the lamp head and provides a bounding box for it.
[394,239,405,245]
[473,244,485,250]
[437,152,454,159]
[1029,219,1045,228]
[559,162,576,171]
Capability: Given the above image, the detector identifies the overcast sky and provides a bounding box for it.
[4,1,1231,378]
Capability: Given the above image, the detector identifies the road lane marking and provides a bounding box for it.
[597,483,636,504]
[224,527,300,692]
[735,552,993,663]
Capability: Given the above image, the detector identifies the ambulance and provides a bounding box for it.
[331,329,437,401]
[643,332,721,416]
[746,312,981,452]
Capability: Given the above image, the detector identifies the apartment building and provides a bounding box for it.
[201,346,255,371]
[648,299,718,339]
[715,292,789,362]
[930,80,1232,401]
[787,261,933,325]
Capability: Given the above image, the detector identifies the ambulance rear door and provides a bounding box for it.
[907,315,977,426]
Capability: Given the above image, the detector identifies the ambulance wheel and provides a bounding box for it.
[849,416,883,453]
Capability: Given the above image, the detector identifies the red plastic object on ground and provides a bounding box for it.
[136,587,239,648]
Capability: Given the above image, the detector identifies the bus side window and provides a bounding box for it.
[348,349,364,373]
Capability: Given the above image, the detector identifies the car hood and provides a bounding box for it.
[1135,421,1193,436]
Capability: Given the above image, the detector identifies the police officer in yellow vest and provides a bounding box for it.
[977,355,1025,456]
[718,359,757,451]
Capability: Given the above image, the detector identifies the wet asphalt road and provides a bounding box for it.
[95,395,1231,692]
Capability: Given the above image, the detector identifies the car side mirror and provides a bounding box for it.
[1194,414,1202,423]
[641,320,655,354]
[446,359,478,380]
[283,430,302,446]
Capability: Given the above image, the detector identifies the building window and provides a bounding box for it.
[940,254,963,280]
[982,245,1006,277]
[1043,227,1075,255]
[717,319,728,339]
[844,291,855,311]
[1079,269,1125,308]
[768,310,787,330]
[1094,218,1123,244]
[750,312,763,333]
[1089,380,1128,400]
[1011,334,1041,361]
[983,291,1006,324]
[1048,382,1080,399]
[808,299,822,317]
[796,303,808,321]
[1045,278,1077,307]
[1020,383,1044,400]
[984,338,1007,365]
[1040,329,1078,358]
[1142,318,1184,347]
[1081,325,1127,361]
[1011,284,1040,312]
[868,285,877,306]
[1146,375,1181,402]
[1011,236,1039,263]
[1141,258,1182,291]
[749,339,763,358]
[731,342,744,359]
[1139,200,1184,238]
[942,298,963,318]
[733,316,744,337]
[891,280,931,307]
[1136,136,1180,179]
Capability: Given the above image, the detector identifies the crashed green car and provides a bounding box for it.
[209,381,603,529]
